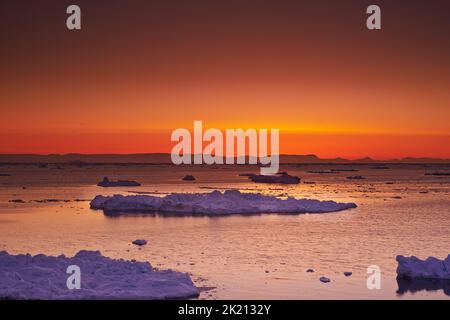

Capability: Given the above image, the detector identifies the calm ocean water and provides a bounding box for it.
[0,163,449,299]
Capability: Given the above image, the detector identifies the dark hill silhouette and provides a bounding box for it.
[0,153,449,164]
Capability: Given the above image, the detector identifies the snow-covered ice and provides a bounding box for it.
[90,190,357,215]
[396,255,450,280]
[248,172,300,184]
[0,250,199,299]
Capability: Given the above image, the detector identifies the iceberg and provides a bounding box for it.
[396,255,450,280]
[424,172,450,176]
[97,177,141,187]
[90,190,357,216]
[319,276,331,283]
[0,250,199,300]
[132,239,148,246]
[346,175,365,180]
[248,172,300,184]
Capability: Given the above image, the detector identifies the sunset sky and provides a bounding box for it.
[1,0,449,159]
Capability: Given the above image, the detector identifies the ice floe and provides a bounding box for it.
[247,172,300,184]
[396,255,450,280]
[0,250,198,299]
[90,190,357,215]
[132,239,148,246]
[97,177,141,187]
[425,172,450,176]
[346,176,365,180]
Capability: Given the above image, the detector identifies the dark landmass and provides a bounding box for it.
[0,153,449,165]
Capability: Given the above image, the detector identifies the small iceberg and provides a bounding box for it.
[247,172,300,184]
[346,175,365,180]
[425,172,450,176]
[307,170,338,174]
[330,169,359,172]
[90,190,356,216]
[396,255,450,280]
[9,199,25,203]
[0,250,199,299]
[97,177,141,187]
[132,239,147,246]
[182,175,196,181]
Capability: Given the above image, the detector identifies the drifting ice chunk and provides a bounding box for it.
[97,177,141,187]
[346,176,365,180]
[132,239,148,246]
[320,277,331,283]
[248,172,300,184]
[424,172,450,176]
[396,255,450,280]
[90,190,357,215]
[0,250,198,299]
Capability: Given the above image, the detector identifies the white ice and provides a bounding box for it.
[396,255,450,280]
[90,189,357,215]
[0,250,199,299]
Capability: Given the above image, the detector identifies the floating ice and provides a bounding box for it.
[396,255,450,280]
[248,172,300,184]
[424,172,450,176]
[90,190,357,216]
[132,239,147,246]
[346,176,365,180]
[97,177,141,187]
[0,250,199,299]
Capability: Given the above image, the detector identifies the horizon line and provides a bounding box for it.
[0,153,449,162]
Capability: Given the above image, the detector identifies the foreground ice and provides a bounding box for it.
[0,250,199,299]
[90,190,357,215]
[396,255,450,280]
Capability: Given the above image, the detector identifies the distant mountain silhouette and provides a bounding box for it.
[0,153,449,164]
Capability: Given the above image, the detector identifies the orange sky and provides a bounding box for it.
[1,1,449,159]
